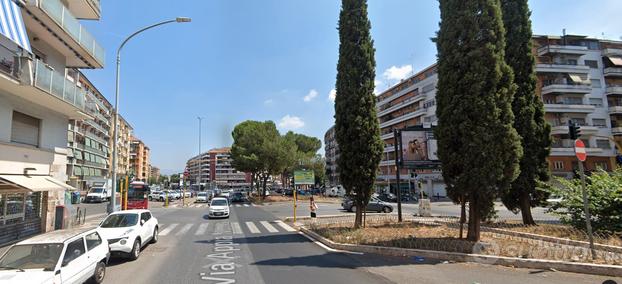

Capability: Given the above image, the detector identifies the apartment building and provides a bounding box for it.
[116,115,133,176]
[327,34,622,198]
[186,147,251,188]
[0,0,104,245]
[129,136,150,182]
[324,125,340,186]
[66,72,110,190]
[150,166,160,182]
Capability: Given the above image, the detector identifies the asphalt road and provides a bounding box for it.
[95,201,619,284]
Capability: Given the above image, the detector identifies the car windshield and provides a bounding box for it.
[211,199,228,206]
[0,244,63,271]
[100,214,138,228]
[90,188,103,193]
[198,193,207,197]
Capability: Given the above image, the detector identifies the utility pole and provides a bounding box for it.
[393,129,403,222]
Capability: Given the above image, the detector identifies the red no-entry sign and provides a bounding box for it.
[574,139,586,162]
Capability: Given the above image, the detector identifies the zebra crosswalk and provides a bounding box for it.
[157,220,296,237]
[168,203,259,208]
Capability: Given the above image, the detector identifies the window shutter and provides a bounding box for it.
[11,112,40,147]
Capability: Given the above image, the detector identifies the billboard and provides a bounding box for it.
[400,129,440,168]
[294,170,315,185]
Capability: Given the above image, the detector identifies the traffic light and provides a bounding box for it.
[568,120,581,140]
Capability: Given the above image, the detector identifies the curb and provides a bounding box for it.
[298,225,622,277]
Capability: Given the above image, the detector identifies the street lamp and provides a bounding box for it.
[109,17,191,213]
[197,116,204,188]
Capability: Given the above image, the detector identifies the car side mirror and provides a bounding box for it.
[140,219,145,226]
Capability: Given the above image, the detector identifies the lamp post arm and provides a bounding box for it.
[117,19,177,57]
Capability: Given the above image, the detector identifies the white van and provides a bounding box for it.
[0,227,110,284]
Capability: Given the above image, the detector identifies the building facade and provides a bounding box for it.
[150,166,160,183]
[129,137,150,182]
[328,34,622,198]
[186,147,251,188]
[324,125,340,186]
[116,116,133,176]
[66,73,111,190]
[0,0,104,245]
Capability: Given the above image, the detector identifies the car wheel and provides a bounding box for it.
[151,227,158,244]
[383,206,391,213]
[90,261,106,284]
[160,197,164,202]
[350,205,357,213]
[129,239,141,260]
[148,196,153,201]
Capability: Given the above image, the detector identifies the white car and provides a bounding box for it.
[97,210,158,260]
[196,192,208,203]
[208,197,230,218]
[0,227,109,284]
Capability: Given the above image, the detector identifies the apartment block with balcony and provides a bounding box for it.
[601,41,622,150]
[324,125,340,187]
[129,136,150,182]
[115,115,133,176]
[534,35,618,177]
[66,72,110,190]
[0,0,104,245]
[186,147,251,189]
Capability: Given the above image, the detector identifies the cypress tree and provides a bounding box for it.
[335,0,383,229]
[500,0,552,225]
[435,0,522,241]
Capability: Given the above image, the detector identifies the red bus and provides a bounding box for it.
[124,181,149,209]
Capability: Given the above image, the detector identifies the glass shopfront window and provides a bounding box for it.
[0,192,42,225]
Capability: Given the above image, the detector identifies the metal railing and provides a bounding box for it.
[33,59,85,110]
[35,0,105,65]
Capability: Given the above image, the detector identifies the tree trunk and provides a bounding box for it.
[261,174,268,200]
[520,191,536,225]
[363,203,367,228]
[467,196,481,242]
[459,195,466,239]
[354,200,363,229]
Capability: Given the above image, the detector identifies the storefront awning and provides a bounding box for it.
[0,175,74,192]
[0,0,31,52]
[607,56,622,67]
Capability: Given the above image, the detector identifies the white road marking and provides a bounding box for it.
[275,220,296,232]
[159,223,178,236]
[245,221,260,234]
[260,221,278,233]
[195,223,209,235]
[176,224,194,236]
[231,222,242,235]
[235,204,241,207]
[244,204,250,207]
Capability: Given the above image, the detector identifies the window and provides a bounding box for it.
[553,161,564,170]
[589,98,603,107]
[140,212,151,223]
[596,139,611,149]
[63,238,85,265]
[584,60,599,69]
[594,162,608,170]
[590,79,601,88]
[85,232,102,250]
[11,111,40,147]
[592,119,607,128]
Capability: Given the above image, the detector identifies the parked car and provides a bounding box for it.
[182,191,192,198]
[342,196,393,213]
[377,192,397,202]
[196,192,209,203]
[148,191,163,201]
[0,227,109,284]
[208,197,230,218]
[97,209,158,260]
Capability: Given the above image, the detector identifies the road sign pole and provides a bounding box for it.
[393,129,402,222]
[574,139,595,259]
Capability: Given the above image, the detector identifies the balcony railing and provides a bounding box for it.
[604,67,622,77]
[33,0,105,65]
[33,59,85,110]
[605,85,622,95]
[537,45,588,56]
[541,83,591,95]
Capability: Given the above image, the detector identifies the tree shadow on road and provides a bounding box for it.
[194,233,309,245]
[251,251,443,269]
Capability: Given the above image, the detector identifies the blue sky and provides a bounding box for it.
[81,0,622,175]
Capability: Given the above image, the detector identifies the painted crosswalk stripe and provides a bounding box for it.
[176,224,194,236]
[243,204,250,207]
[260,221,278,233]
[195,223,209,235]
[231,222,242,235]
[245,222,260,234]
[275,220,296,232]
[159,223,178,236]
[235,204,241,207]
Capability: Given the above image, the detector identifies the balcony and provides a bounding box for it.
[377,83,418,108]
[609,106,622,114]
[85,132,108,146]
[543,103,595,113]
[0,54,88,118]
[550,125,598,135]
[84,119,109,137]
[64,0,100,20]
[379,109,426,128]
[603,48,622,57]
[537,45,588,56]
[604,67,622,77]
[378,93,426,117]
[611,127,622,135]
[381,132,394,140]
[24,0,105,68]
[541,84,591,95]
[536,63,589,74]
[606,86,622,96]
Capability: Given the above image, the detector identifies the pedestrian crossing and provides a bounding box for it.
[168,203,259,208]
[157,220,296,237]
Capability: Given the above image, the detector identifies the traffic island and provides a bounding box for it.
[294,217,622,277]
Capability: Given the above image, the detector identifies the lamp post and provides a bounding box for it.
[197,116,204,188]
[109,17,191,213]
